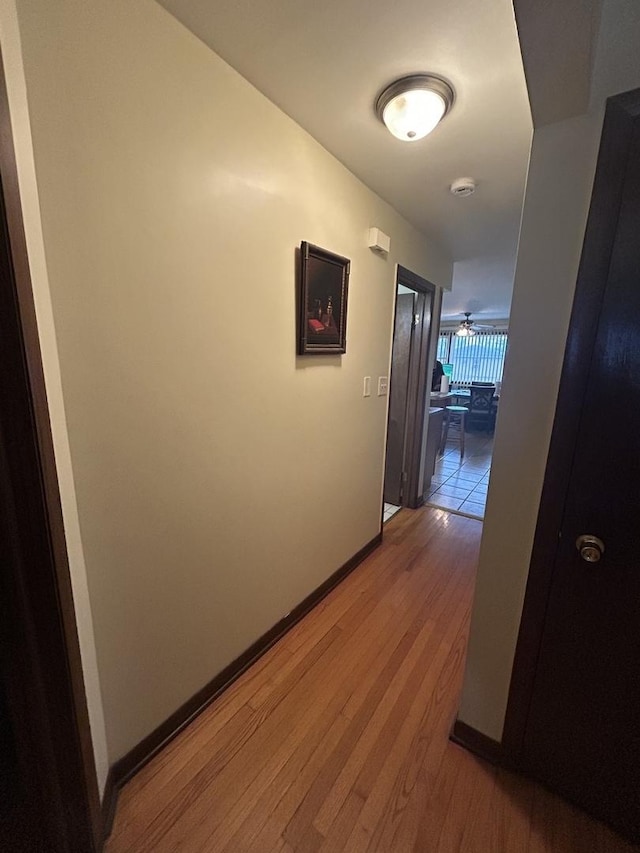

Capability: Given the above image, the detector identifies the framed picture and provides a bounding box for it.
[298,241,350,354]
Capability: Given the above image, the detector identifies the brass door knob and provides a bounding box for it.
[575,534,605,563]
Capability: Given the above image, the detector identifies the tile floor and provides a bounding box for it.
[383,502,401,523]
[425,430,493,519]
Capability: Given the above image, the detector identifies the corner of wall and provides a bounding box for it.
[456,110,602,742]
[0,0,108,795]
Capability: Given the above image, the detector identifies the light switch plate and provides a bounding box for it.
[378,376,388,396]
[363,376,371,397]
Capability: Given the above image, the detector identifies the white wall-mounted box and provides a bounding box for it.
[368,227,391,255]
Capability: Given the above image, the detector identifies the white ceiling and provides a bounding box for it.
[157,0,533,321]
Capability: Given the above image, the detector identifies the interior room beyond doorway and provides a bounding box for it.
[422,323,507,519]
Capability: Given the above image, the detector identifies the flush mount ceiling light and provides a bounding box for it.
[375,74,454,142]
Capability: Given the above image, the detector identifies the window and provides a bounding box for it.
[437,329,508,387]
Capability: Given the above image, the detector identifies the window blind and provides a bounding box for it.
[437,329,508,387]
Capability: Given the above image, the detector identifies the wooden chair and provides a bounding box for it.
[468,385,496,431]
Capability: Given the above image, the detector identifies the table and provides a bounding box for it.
[430,388,499,405]
[452,388,470,402]
[429,390,470,408]
[429,392,454,407]
[429,388,500,434]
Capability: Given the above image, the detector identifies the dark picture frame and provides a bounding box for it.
[298,241,350,354]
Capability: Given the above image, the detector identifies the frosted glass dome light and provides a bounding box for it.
[456,325,476,337]
[376,75,454,143]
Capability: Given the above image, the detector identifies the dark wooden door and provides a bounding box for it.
[0,631,43,850]
[384,292,415,506]
[520,91,640,843]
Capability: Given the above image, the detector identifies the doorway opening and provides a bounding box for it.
[383,267,504,524]
[422,324,506,519]
[382,266,436,521]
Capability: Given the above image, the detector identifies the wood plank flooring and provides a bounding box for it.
[105,507,636,852]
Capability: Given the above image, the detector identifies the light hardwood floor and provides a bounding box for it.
[106,507,636,852]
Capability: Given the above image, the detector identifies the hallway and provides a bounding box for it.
[106,508,634,852]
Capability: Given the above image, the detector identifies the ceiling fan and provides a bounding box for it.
[455,312,496,337]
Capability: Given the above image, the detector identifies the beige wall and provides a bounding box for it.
[458,0,640,740]
[12,0,451,762]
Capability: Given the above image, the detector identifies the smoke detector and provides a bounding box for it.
[450,177,476,197]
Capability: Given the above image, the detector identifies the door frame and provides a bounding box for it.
[502,88,640,759]
[0,54,101,850]
[385,265,436,510]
